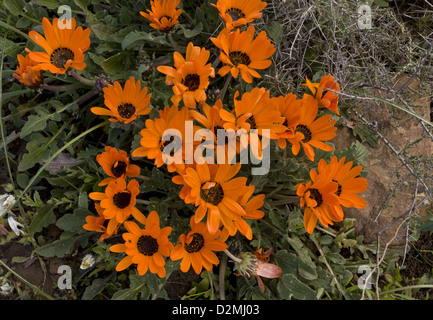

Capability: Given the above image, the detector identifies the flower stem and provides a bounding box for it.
[224,249,242,264]
[70,69,95,86]
[167,33,182,52]
[219,74,232,102]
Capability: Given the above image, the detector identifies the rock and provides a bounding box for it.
[333,75,433,246]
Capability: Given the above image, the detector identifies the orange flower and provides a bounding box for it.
[91,77,152,124]
[220,87,286,158]
[211,25,275,83]
[89,178,145,232]
[109,211,173,278]
[83,203,120,241]
[170,217,228,274]
[132,104,194,172]
[303,75,340,115]
[317,156,368,211]
[220,185,265,241]
[211,0,267,31]
[157,42,215,108]
[272,93,302,149]
[13,54,43,88]
[140,0,182,32]
[287,94,337,161]
[96,146,140,186]
[296,169,341,234]
[180,162,249,234]
[27,17,90,74]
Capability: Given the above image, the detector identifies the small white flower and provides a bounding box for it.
[0,194,15,218]
[7,216,25,236]
[0,282,13,296]
[80,254,96,270]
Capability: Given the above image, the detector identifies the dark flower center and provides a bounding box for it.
[183,74,200,91]
[200,182,224,206]
[229,51,251,67]
[159,15,173,23]
[50,47,75,69]
[226,7,245,22]
[246,115,257,130]
[117,103,136,119]
[111,161,127,178]
[308,188,323,207]
[333,179,342,197]
[295,124,312,143]
[321,89,329,99]
[137,235,159,256]
[184,233,205,253]
[113,191,131,209]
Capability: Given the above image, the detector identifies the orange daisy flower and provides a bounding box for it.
[211,25,275,83]
[91,77,152,124]
[27,17,90,74]
[287,94,337,161]
[13,54,43,88]
[88,178,145,232]
[110,211,174,278]
[211,0,267,31]
[296,169,341,234]
[220,87,286,158]
[132,104,194,172]
[96,146,140,186]
[317,156,368,212]
[140,0,182,33]
[157,42,215,108]
[181,162,249,234]
[170,217,228,274]
[83,203,120,241]
[220,185,265,241]
[272,93,302,149]
[303,75,340,115]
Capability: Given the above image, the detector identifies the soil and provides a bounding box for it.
[399,231,433,299]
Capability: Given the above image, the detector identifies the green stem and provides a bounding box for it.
[219,74,232,102]
[224,249,242,264]
[0,259,56,300]
[70,69,95,86]
[167,33,182,53]
[41,82,84,92]
[348,88,433,128]
[380,285,433,296]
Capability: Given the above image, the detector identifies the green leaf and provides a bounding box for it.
[99,52,131,75]
[334,140,370,167]
[3,0,25,16]
[82,274,115,300]
[121,31,169,50]
[278,274,317,300]
[28,204,56,235]
[18,134,52,172]
[179,23,203,38]
[56,208,90,234]
[35,233,91,258]
[20,107,52,138]
[91,24,117,41]
[111,274,148,300]
[267,21,284,44]
[33,0,59,9]
[352,124,380,148]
